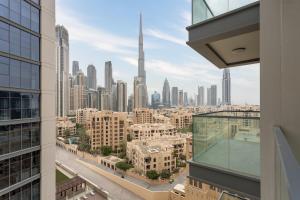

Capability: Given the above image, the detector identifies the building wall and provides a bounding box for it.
[260,0,300,199]
[41,0,56,199]
[133,108,154,124]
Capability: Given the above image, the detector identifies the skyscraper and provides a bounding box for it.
[197,86,204,106]
[105,61,113,91]
[111,83,117,111]
[134,13,148,108]
[72,60,79,76]
[171,87,179,106]
[179,90,184,106]
[162,78,170,107]
[184,92,188,106]
[211,85,217,106]
[133,76,147,108]
[128,94,134,112]
[117,80,127,112]
[56,25,69,117]
[207,88,211,106]
[151,91,161,109]
[87,64,97,90]
[222,68,231,105]
[0,0,55,199]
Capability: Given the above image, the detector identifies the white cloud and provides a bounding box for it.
[145,28,186,46]
[56,4,137,56]
[181,10,191,27]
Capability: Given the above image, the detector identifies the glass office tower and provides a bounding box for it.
[0,0,56,199]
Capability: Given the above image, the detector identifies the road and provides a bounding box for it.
[56,147,142,200]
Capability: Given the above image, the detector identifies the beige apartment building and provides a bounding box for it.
[86,111,128,151]
[153,114,171,124]
[56,117,76,137]
[127,136,186,175]
[133,108,154,124]
[128,123,177,140]
[75,108,97,125]
[170,112,192,129]
[71,85,87,111]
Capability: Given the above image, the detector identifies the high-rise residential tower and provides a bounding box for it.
[197,86,204,106]
[134,13,148,108]
[222,68,231,105]
[162,78,170,107]
[211,85,217,106]
[105,61,113,91]
[72,61,79,76]
[0,0,56,199]
[56,25,69,117]
[207,88,211,106]
[87,64,97,90]
[184,92,188,106]
[117,80,127,112]
[171,87,179,106]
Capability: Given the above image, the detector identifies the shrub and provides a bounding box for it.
[160,169,171,179]
[146,170,160,180]
[101,146,112,156]
[116,162,133,171]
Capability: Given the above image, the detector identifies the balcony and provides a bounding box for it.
[189,111,260,199]
[187,0,260,68]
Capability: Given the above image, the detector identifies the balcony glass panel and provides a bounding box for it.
[193,111,260,177]
[192,0,259,24]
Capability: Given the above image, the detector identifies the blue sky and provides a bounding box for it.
[56,0,260,105]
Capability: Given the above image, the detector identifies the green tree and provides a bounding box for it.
[101,146,112,156]
[77,127,91,152]
[63,129,71,138]
[127,134,132,142]
[116,162,133,171]
[146,170,160,180]
[160,169,171,179]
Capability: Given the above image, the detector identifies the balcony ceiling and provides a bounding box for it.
[187,2,260,68]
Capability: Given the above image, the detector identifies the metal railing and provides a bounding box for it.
[274,127,300,200]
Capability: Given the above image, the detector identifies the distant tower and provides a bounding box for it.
[105,61,113,91]
[134,13,148,108]
[222,69,231,105]
[211,85,217,106]
[184,92,188,106]
[162,78,171,107]
[87,64,97,89]
[117,80,127,112]
[179,90,184,106]
[197,86,204,106]
[56,25,69,117]
[151,91,161,109]
[72,61,80,76]
[171,87,179,106]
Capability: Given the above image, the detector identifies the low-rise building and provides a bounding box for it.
[153,114,171,124]
[133,108,154,124]
[56,117,77,137]
[86,111,128,151]
[170,112,192,129]
[100,155,125,171]
[128,123,177,140]
[75,108,97,125]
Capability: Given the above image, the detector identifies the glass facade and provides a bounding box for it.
[193,111,260,177]
[0,0,41,198]
[192,0,259,24]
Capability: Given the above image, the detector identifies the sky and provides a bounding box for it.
[56,0,260,105]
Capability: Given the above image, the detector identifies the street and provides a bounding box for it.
[56,147,142,200]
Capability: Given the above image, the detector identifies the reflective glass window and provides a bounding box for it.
[21,1,31,29]
[0,159,9,190]
[10,124,21,152]
[9,26,21,56]
[0,22,9,53]
[10,156,21,185]
[21,153,31,180]
[0,126,9,155]
[21,31,30,58]
[21,62,31,89]
[10,0,21,24]
[0,0,9,18]
[10,59,21,88]
[0,56,9,87]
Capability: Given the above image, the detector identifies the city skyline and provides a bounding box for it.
[56,0,260,105]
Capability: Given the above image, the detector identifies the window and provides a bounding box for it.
[21,31,30,58]
[32,179,40,200]
[10,156,21,185]
[10,25,21,56]
[10,0,21,24]
[31,123,40,146]
[21,1,31,29]
[22,123,31,149]
[21,93,31,119]
[0,22,9,53]
[31,0,40,5]
[10,188,21,200]
[31,65,39,89]
[0,126,9,155]
[31,94,39,118]
[31,36,39,61]
[0,56,9,87]
[21,153,31,180]
[10,92,21,119]
[32,151,40,175]
[0,159,9,190]
[10,60,21,88]
[31,6,39,33]
[22,183,31,200]
[10,124,21,152]
[0,0,9,18]
[21,62,31,89]
[0,91,9,120]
